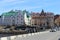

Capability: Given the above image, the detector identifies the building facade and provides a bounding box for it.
[1,10,25,26]
[31,10,54,28]
[24,13,31,25]
[23,10,31,25]
[54,15,60,26]
[0,16,2,25]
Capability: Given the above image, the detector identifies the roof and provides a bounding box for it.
[54,15,60,20]
[2,10,18,16]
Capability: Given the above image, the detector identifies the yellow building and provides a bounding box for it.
[31,10,54,28]
[54,15,60,26]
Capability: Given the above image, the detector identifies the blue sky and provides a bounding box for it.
[0,0,60,15]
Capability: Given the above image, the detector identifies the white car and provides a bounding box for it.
[50,29,56,32]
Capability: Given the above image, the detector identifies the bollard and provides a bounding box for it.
[1,37,7,40]
[28,34,31,36]
[31,33,35,35]
[22,34,27,37]
[37,32,40,34]
[10,36,16,40]
[17,35,23,38]
[7,37,11,40]
[34,32,38,35]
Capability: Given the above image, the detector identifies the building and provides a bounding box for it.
[23,10,31,25]
[31,10,54,28]
[54,15,60,26]
[1,10,25,26]
[0,10,31,26]
[0,16,2,25]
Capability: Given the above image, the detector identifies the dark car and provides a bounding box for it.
[58,38,60,40]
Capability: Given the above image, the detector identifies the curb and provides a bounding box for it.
[0,31,49,40]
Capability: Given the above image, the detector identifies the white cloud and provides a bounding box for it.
[0,0,26,6]
[12,6,42,10]
[0,0,16,3]
[0,0,60,14]
[0,0,30,12]
[0,0,28,3]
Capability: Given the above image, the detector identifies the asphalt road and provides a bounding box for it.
[14,31,60,40]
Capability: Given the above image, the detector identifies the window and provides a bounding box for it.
[40,24,42,26]
[34,24,37,25]
[21,18,23,20]
[21,22,23,24]
[43,23,45,26]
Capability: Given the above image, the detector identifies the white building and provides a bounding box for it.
[24,13,31,25]
[1,10,25,26]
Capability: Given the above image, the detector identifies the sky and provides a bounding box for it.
[0,0,60,15]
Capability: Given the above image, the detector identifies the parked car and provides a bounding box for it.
[57,27,60,31]
[58,38,60,40]
[50,29,56,32]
